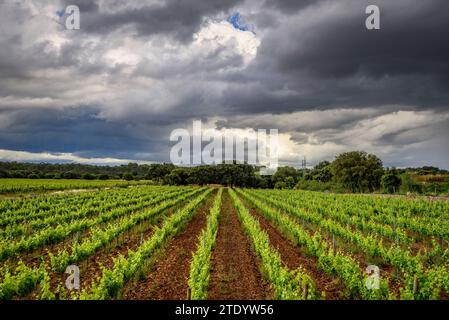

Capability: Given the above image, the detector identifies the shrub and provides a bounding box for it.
[400,173,423,194]
[381,171,402,194]
[123,173,134,181]
[82,173,96,180]
[274,181,287,189]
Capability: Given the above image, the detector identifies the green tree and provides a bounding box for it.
[273,166,299,185]
[309,161,333,182]
[381,170,401,193]
[28,173,39,179]
[0,170,8,178]
[82,173,96,180]
[284,176,296,189]
[400,173,423,194]
[61,171,81,179]
[274,181,287,189]
[147,163,176,181]
[331,151,384,193]
[123,173,134,181]
[163,168,189,185]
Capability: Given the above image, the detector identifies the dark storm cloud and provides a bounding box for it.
[264,0,319,14]
[60,0,99,12]
[0,106,172,161]
[214,0,449,114]
[270,0,449,79]
[63,0,243,41]
[1,0,449,167]
[217,72,449,116]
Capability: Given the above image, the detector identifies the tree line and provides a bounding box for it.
[0,151,447,195]
[0,162,171,181]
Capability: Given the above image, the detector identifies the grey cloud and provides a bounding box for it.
[264,0,319,14]
[215,109,386,133]
[0,105,175,162]
[65,0,243,41]
[1,0,449,168]
[209,0,449,116]
[259,0,449,83]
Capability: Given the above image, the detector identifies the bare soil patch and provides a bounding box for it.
[244,203,346,300]
[207,192,272,300]
[122,193,215,300]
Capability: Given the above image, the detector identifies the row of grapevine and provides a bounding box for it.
[242,189,449,299]
[0,187,189,239]
[0,187,205,300]
[0,187,197,260]
[254,189,411,244]
[229,189,318,300]
[260,189,449,269]
[271,189,449,240]
[0,179,151,194]
[248,189,423,273]
[0,189,100,215]
[277,189,449,219]
[256,189,449,270]
[236,188,390,299]
[50,187,205,272]
[188,188,223,299]
[0,261,44,299]
[79,188,214,299]
[0,185,176,226]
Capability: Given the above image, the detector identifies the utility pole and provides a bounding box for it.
[301,156,307,178]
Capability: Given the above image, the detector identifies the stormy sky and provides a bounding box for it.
[0,0,448,168]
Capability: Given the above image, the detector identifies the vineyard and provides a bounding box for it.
[0,179,152,195]
[0,180,449,300]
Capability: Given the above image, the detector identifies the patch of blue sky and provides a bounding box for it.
[56,9,65,17]
[227,12,255,34]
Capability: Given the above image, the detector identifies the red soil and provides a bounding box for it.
[122,193,215,300]
[245,204,346,300]
[207,191,272,300]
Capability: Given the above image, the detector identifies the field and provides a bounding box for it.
[0,180,449,300]
[0,179,152,196]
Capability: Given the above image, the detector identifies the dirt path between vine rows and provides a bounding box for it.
[34,211,168,299]
[122,191,215,300]
[207,191,272,300]
[260,198,405,298]
[21,196,193,299]
[242,200,347,300]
